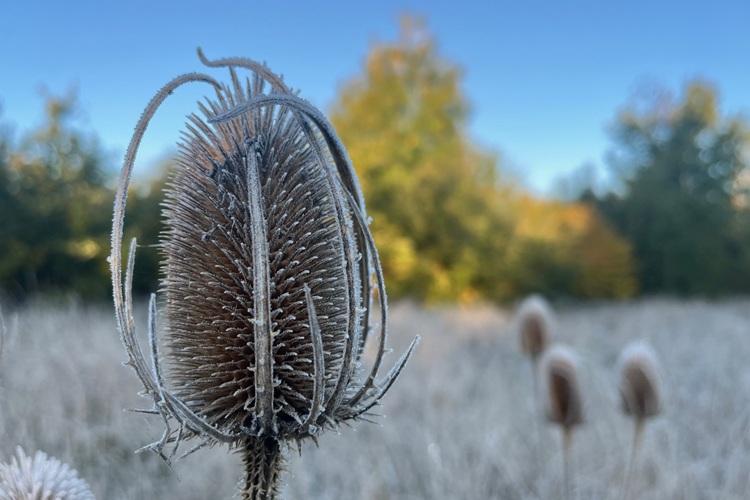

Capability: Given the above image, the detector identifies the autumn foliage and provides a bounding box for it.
[331,18,636,302]
[5,18,748,303]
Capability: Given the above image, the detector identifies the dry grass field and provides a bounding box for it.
[1,298,750,499]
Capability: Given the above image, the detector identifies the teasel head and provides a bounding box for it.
[618,341,662,423]
[541,345,584,434]
[540,345,584,500]
[516,295,553,361]
[110,49,418,499]
[617,342,661,500]
[0,447,94,500]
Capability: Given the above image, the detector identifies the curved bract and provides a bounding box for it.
[110,49,418,499]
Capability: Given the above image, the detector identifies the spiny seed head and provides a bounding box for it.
[162,75,354,441]
[618,341,662,421]
[111,51,418,499]
[0,447,94,500]
[540,345,584,430]
[516,294,553,359]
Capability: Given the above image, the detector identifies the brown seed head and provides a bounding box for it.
[541,345,584,431]
[516,295,553,359]
[162,74,355,439]
[110,49,418,497]
[618,341,662,421]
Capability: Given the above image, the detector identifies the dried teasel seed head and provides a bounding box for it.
[0,447,94,500]
[162,82,354,441]
[516,295,554,360]
[618,341,662,421]
[110,49,418,499]
[540,345,584,431]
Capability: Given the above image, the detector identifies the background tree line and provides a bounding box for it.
[1,20,748,303]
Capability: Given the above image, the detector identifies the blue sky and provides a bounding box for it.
[1,0,748,193]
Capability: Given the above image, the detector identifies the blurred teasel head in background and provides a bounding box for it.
[618,341,662,422]
[0,447,94,500]
[110,48,418,499]
[617,342,662,500]
[517,295,554,360]
[541,345,584,432]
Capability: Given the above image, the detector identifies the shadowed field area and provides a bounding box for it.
[1,298,749,499]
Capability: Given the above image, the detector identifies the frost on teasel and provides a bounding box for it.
[109,49,418,499]
[0,447,94,500]
[516,294,554,361]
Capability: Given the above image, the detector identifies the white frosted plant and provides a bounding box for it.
[0,447,94,500]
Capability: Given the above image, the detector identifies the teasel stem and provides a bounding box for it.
[0,305,5,360]
[621,418,644,500]
[242,438,283,500]
[561,428,573,500]
[530,358,543,465]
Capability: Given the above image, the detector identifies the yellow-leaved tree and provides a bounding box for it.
[332,16,636,302]
[332,17,514,302]
[505,196,636,299]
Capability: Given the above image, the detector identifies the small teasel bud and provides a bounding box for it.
[0,447,95,500]
[110,49,418,500]
[516,295,554,360]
